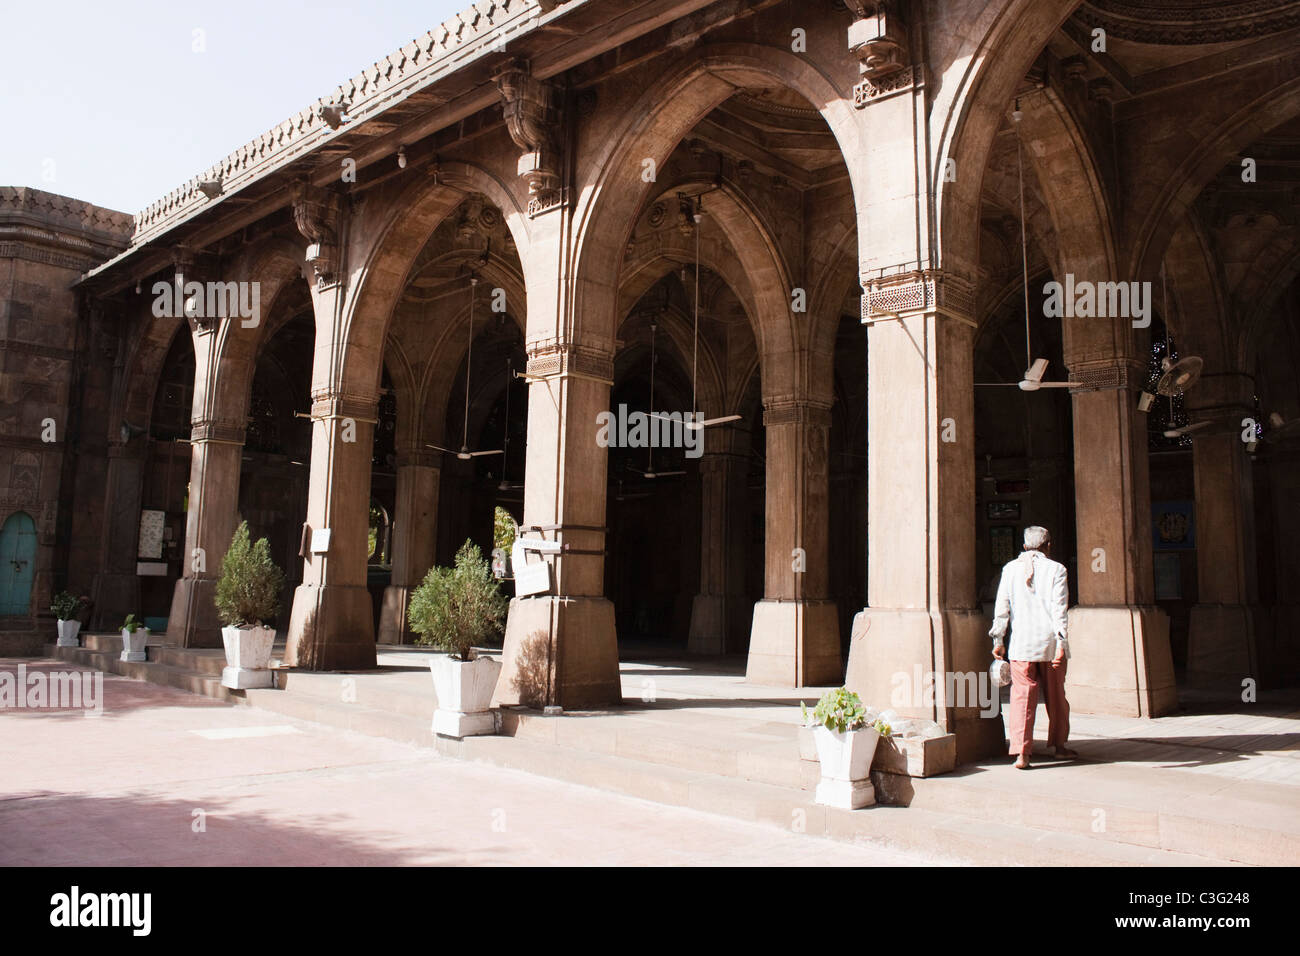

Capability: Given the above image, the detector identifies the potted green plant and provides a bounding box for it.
[214,521,285,689]
[807,686,884,809]
[119,613,149,662]
[410,540,509,738]
[51,591,84,647]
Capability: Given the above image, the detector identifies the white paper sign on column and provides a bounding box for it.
[512,539,551,596]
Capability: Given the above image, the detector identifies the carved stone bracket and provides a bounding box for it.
[293,184,342,286]
[849,2,911,105]
[494,58,564,217]
[861,269,976,326]
[308,389,379,423]
[853,64,920,107]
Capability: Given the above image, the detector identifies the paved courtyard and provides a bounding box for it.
[0,662,961,867]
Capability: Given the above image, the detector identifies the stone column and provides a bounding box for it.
[378,449,441,645]
[284,387,379,669]
[1065,355,1176,716]
[493,340,620,709]
[687,430,749,655]
[844,272,1002,761]
[746,398,841,685]
[164,416,244,647]
[1185,373,1262,689]
[90,442,146,630]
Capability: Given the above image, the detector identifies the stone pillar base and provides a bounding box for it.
[285,583,377,671]
[844,607,1005,763]
[377,585,415,645]
[221,666,274,690]
[493,595,620,710]
[1262,605,1299,687]
[433,709,496,738]
[687,594,725,655]
[745,599,842,687]
[1066,605,1176,717]
[166,577,224,648]
[1186,604,1262,693]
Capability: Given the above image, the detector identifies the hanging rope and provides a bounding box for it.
[1017,123,1031,367]
[462,276,476,449]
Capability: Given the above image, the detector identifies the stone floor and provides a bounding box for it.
[0,660,958,866]
[6,650,1298,865]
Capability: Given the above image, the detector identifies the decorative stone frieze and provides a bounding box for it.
[860,269,976,326]
[853,64,919,107]
[189,420,247,444]
[762,399,833,427]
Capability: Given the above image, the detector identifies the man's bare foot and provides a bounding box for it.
[1014,755,1030,769]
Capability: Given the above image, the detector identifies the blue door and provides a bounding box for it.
[0,512,37,616]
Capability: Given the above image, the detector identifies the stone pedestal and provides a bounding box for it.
[221,665,274,689]
[1066,606,1176,717]
[494,594,620,709]
[745,599,842,686]
[286,582,378,671]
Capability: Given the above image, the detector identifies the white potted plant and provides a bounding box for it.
[411,540,509,738]
[808,686,887,810]
[119,614,149,662]
[51,591,84,647]
[215,521,285,689]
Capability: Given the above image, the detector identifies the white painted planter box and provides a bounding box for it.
[813,724,880,809]
[430,653,502,738]
[120,628,149,662]
[56,619,81,648]
[221,624,277,689]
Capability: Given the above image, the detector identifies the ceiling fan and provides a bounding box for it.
[427,275,505,462]
[651,196,742,431]
[1152,264,1204,397]
[630,323,685,479]
[976,103,1081,393]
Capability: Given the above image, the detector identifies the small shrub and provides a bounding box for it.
[51,591,82,620]
[214,521,285,628]
[120,614,142,634]
[409,540,509,660]
[810,686,870,733]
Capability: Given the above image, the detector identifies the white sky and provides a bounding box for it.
[1,0,472,214]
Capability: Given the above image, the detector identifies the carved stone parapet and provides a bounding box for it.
[861,269,975,326]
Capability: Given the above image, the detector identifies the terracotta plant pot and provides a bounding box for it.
[221,624,277,689]
[430,653,502,738]
[813,724,880,809]
[56,619,81,648]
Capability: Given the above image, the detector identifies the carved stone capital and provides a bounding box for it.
[190,419,246,445]
[762,398,834,428]
[861,269,975,326]
[525,339,615,383]
[494,59,564,216]
[293,184,341,286]
[307,388,379,423]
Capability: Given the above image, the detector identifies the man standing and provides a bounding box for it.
[990,526,1077,769]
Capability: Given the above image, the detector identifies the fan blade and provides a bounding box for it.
[468,449,504,457]
[1033,381,1081,388]
[654,470,687,477]
[425,443,457,455]
[975,382,1024,386]
[698,414,742,427]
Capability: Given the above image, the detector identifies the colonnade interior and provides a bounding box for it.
[65,2,1299,762]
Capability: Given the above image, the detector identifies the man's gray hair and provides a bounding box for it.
[1023,526,1051,551]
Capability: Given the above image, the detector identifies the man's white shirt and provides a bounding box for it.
[989,550,1070,662]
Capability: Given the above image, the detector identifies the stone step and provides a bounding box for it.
[240,685,433,748]
[47,644,233,702]
[432,732,1230,867]
[153,646,227,677]
[76,632,166,654]
[272,669,436,721]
